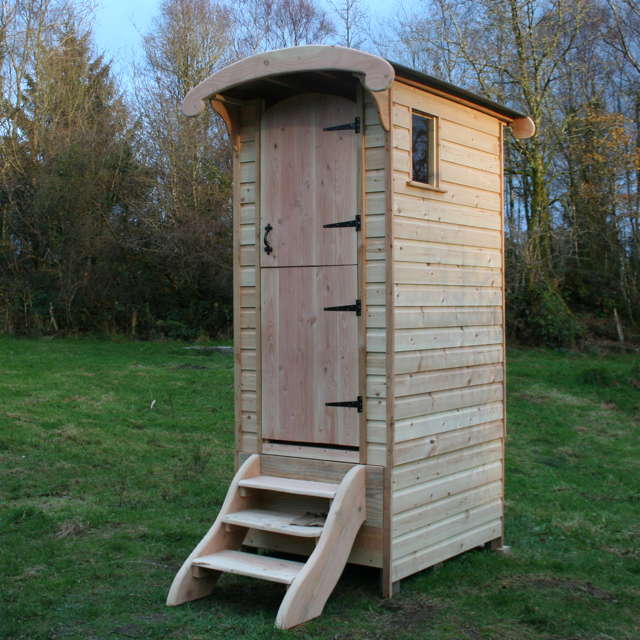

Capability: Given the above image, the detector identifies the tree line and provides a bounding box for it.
[1,0,639,345]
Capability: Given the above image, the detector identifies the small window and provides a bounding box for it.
[411,111,436,185]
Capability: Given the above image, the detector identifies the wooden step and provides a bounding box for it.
[192,550,303,585]
[223,508,325,538]
[238,475,338,499]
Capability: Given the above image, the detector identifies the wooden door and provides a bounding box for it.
[261,266,359,446]
[260,94,358,267]
[260,93,360,448]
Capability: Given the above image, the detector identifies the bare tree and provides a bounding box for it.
[381,0,465,83]
[133,0,235,333]
[231,0,334,56]
[327,0,365,48]
[606,0,640,75]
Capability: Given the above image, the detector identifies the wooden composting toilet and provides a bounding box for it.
[167,45,535,629]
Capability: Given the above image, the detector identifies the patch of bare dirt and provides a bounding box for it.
[500,575,615,602]
[366,594,441,639]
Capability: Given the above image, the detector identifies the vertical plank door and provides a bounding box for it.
[260,94,358,267]
[260,92,361,448]
[261,265,359,447]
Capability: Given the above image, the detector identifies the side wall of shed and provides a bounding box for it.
[389,82,505,582]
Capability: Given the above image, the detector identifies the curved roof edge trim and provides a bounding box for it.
[181,45,395,117]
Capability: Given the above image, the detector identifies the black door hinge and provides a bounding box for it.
[323,117,360,134]
[324,299,361,316]
[323,214,361,232]
[325,396,363,413]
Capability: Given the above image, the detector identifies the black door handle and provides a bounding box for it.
[263,224,273,255]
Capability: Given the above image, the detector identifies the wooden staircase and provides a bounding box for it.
[166,454,367,629]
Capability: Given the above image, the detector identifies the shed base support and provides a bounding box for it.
[381,574,401,597]
[484,536,504,551]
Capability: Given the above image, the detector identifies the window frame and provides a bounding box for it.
[408,109,445,192]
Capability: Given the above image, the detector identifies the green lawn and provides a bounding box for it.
[1,338,638,639]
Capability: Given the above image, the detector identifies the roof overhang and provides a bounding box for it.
[182,45,394,114]
[181,45,534,143]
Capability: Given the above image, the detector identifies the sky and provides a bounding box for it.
[93,0,160,80]
[92,0,394,83]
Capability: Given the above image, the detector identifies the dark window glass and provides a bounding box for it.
[412,113,431,184]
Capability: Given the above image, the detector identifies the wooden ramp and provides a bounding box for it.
[166,455,367,629]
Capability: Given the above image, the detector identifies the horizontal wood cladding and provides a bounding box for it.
[239,411,257,433]
[365,146,385,170]
[364,92,389,458]
[393,480,502,538]
[239,348,256,368]
[395,240,501,268]
[364,124,385,149]
[392,500,502,573]
[394,404,503,444]
[393,499,502,558]
[236,103,260,457]
[367,443,386,466]
[393,364,503,398]
[394,285,502,307]
[440,140,500,173]
[370,383,502,422]
[239,432,258,452]
[393,458,502,514]
[394,346,504,374]
[394,194,501,230]
[369,306,502,329]
[240,310,256,329]
[390,383,503,421]
[390,438,503,568]
[392,303,499,325]
[395,326,503,352]
[392,440,502,493]
[396,420,504,468]
[389,81,506,581]
[240,267,256,286]
[394,218,501,250]
[393,520,501,582]
[240,371,256,391]
[439,119,500,155]
[394,173,502,211]
[394,84,501,137]
[393,141,501,177]
[369,364,502,399]
[440,161,501,194]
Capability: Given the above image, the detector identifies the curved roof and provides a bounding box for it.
[181,45,534,138]
[182,45,394,117]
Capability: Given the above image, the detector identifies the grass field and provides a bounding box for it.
[1,337,639,639]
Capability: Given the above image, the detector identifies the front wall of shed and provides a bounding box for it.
[233,93,390,468]
[236,102,261,457]
[231,91,390,571]
[389,82,505,582]
[363,93,388,466]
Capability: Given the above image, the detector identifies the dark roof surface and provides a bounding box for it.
[389,61,527,120]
